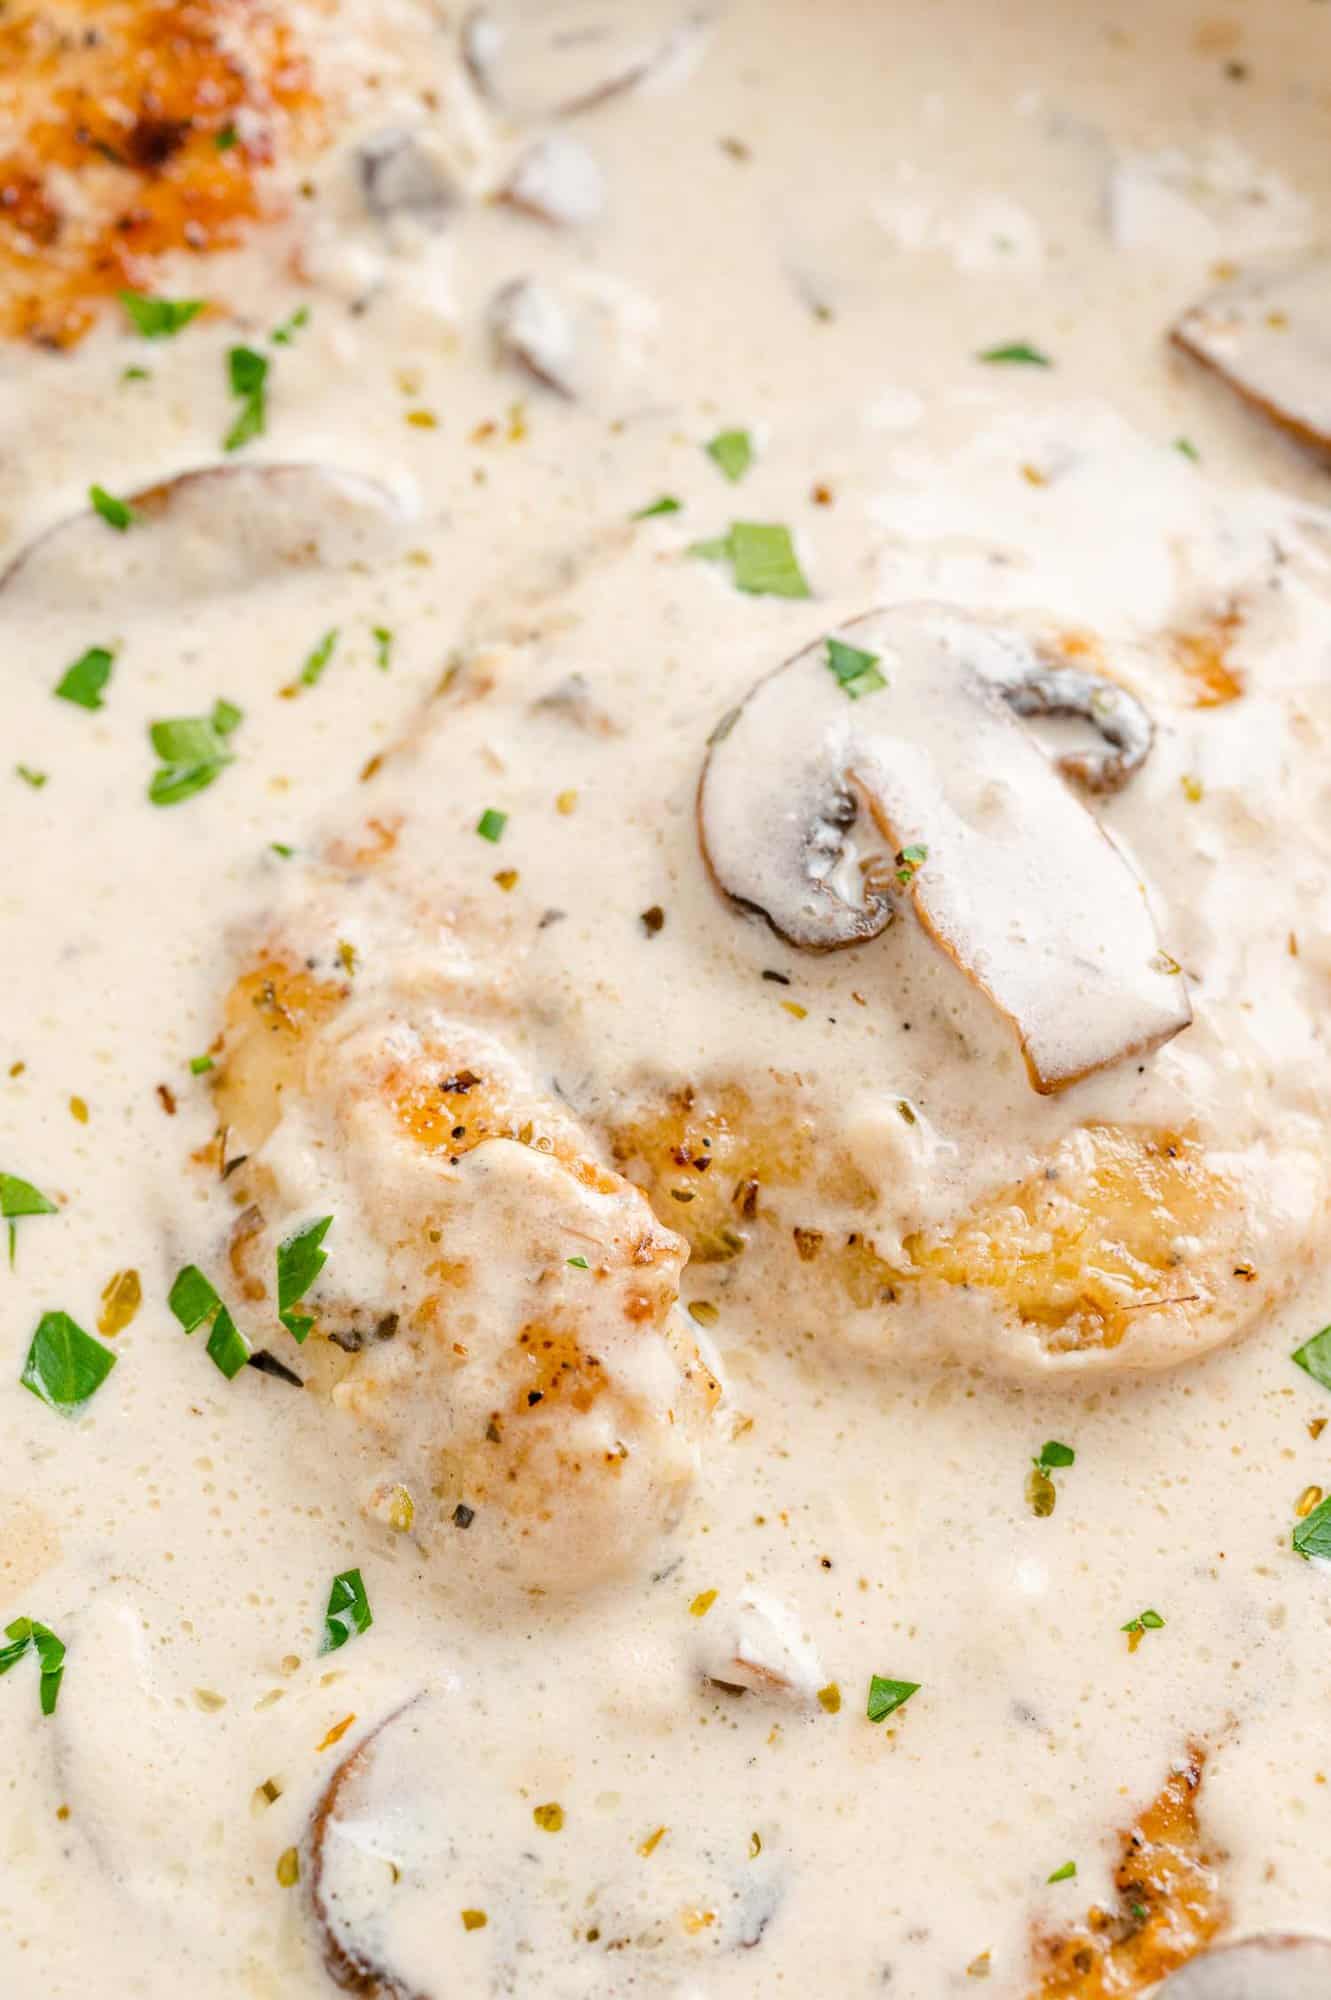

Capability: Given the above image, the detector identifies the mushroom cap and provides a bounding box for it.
[697,604,1191,1094]
[0,462,407,611]
[1154,1934,1331,1998]
[1172,261,1331,458]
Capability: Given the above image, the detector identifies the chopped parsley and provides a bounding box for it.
[320,1567,373,1653]
[1037,1440,1075,1469]
[298,629,339,689]
[866,1675,919,1723]
[270,841,295,859]
[705,428,753,482]
[15,765,47,789]
[224,346,268,452]
[20,1310,117,1415]
[632,494,682,519]
[271,305,310,347]
[371,625,394,671]
[89,484,135,531]
[1027,1439,1075,1517]
[0,1618,66,1715]
[895,843,928,886]
[691,521,810,598]
[567,1255,589,1269]
[1174,436,1201,462]
[825,636,886,700]
[189,1055,215,1076]
[167,1264,251,1380]
[1293,1492,1331,1561]
[119,291,204,339]
[54,645,115,711]
[476,808,508,843]
[1121,1608,1166,1642]
[977,341,1053,367]
[1047,1861,1077,1884]
[121,366,151,383]
[215,123,239,152]
[277,1215,333,1343]
[0,1172,57,1266]
[147,700,241,806]
[1292,1325,1331,1392]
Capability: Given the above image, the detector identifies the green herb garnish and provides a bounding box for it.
[692,521,810,598]
[1037,1441,1076,1469]
[321,1567,373,1653]
[15,765,47,789]
[977,341,1053,367]
[215,124,238,152]
[119,291,204,339]
[1027,1438,1076,1517]
[371,626,394,671]
[121,366,151,383]
[54,645,115,711]
[1174,436,1201,462]
[20,1310,116,1415]
[0,1173,57,1266]
[476,808,508,843]
[298,629,339,689]
[224,346,268,451]
[270,841,295,858]
[167,1265,251,1380]
[895,843,928,886]
[632,495,682,519]
[270,305,310,347]
[705,428,753,483]
[567,1255,589,1269]
[866,1675,919,1723]
[1293,1493,1331,1561]
[146,702,240,806]
[825,636,885,700]
[1121,1608,1166,1637]
[0,1618,66,1715]
[277,1215,332,1343]
[189,1055,215,1076]
[1292,1325,1331,1392]
[89,484,135,531]
[1047,1860,1077,1884]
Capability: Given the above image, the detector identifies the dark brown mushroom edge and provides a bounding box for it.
[1,463,406,610]
[306,1694,784,1996]
[1172,262,1331,460]
[697,604,1190,1095]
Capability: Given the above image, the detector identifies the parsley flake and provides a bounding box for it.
[119,291,204,339]
[321,1567,373,1653]
[89,484,135,531]
[371,625,394,671]
[867,1675,919,1723]
[298,629,339,689]
[215,124,239,152]
[224,346,268,452]
[895,843,928,886]
[1292,1325,1331,1392]
[977,341,1053,367]
[15,765,47,789]
[825,636,886,700]
[20,1310,116,1415]
[692,521,810,598]
[167,1265,251,1380]
[0,1617,66,1715]
[567,1255,589,1269]
[1174,436,1201,462]
[1047,1861,1077,1884]
[704,428,753,483]
[0,1172,57,1266]
[1293,1492,1331,1561]
[54,645,115,711]
[147,703,240,806]
[270,305,310,347]
[633,494,682,519]
[277,1216,332,1344]
[476,808,508,843]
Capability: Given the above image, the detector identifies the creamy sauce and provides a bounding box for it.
[3,3,1331,1996]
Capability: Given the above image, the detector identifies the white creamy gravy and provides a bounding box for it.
[2,2,1331,1996]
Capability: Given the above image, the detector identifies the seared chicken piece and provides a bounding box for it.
[1032,1751,1224,1997]
[213,955,719,1593]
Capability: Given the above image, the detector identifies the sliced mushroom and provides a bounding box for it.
[500,134,605,227]
[698,606,1191,1095]
[1,464,407,611]
[488,277,578,396]
[1156,1936,1331,1998]
[980,645,1154,795]
[696,1587,825,1702]
[1172,262,1331,458]
[307,1691,784,1996]
[357,128,458,226]
[462,2,707,121]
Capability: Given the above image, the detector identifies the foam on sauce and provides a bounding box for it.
[2,2,1331,1995]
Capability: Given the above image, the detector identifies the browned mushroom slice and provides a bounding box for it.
[698,606,1190,1095]
[462,1,707,121]
[1,463,406,610]
[983,648,1154,795]
[1155,1937,1331,1999]
[1172,263,1331,457]
[307,1693,784,1996]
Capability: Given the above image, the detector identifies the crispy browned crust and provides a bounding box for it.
[0,0,317,346]
[1032,1750,1225,1997]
